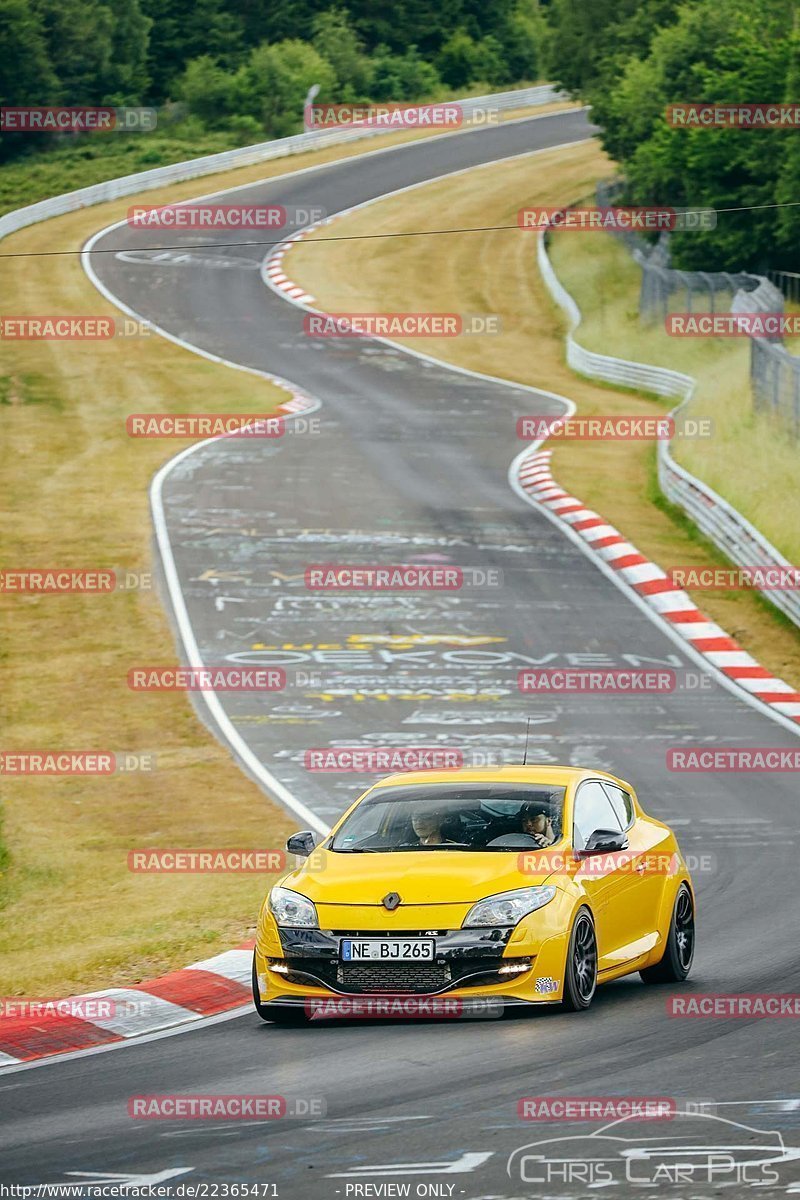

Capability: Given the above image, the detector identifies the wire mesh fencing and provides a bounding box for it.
[593,183,800,436]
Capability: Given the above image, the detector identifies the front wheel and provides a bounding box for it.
[561,909,597,1011]
[252,954,310,1025]
[640,883,695,984]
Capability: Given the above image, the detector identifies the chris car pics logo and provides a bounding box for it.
[507,1112,800,1188]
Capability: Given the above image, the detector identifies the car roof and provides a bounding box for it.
[370,765,630,791]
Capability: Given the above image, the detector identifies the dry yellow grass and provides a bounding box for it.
[286,139,800,690]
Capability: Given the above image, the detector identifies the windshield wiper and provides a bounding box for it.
[407,843,471,851]
[332,847,379,853]
[332,843,478,853]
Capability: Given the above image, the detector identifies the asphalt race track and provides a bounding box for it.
[2,108,800,1196]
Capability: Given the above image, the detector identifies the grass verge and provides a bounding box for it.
[285,138,800,690]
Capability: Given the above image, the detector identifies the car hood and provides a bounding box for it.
[282,848,555,905]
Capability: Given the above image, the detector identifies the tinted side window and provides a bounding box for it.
[573,781,622,850]
[602,783,634,830]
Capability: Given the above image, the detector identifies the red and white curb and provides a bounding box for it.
[263,235,316,304]
[275,393,317,417]
[516,448,800,724]
[0,942,255,1069]
[262,208,354,305]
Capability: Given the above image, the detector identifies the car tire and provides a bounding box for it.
[561,908,597,1011]
[252,954,310,1025]
[640,883,695,984]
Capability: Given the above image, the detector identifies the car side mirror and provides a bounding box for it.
[287,830,319,858]
[581,828,628,855]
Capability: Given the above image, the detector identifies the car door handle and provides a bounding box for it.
[635,861,648,874]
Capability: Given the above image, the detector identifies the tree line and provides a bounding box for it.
[546,0,800,271]
[0,0,548,157]
[4,0,797,271]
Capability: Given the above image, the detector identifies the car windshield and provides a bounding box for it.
[329,782,566,852]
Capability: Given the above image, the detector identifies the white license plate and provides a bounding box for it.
[340,938,435,962]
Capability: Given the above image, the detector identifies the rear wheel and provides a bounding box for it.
[561,909,597,1011]
[252,954,310,1025]
[640,884,695,984]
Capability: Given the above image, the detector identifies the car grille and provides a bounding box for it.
[281,955,516,994]
[337,962,451,994]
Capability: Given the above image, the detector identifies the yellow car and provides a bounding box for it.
[253,766,695,1024]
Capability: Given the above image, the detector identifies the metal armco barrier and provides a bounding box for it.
[537,230,800,629]
[0,87,560,243]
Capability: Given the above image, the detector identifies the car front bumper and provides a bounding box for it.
[254,922,571,1009]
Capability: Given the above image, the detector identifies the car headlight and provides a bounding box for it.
[463,886,557,928]
[268,885,318,928]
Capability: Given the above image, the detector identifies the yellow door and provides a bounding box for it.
[571,779,645,973]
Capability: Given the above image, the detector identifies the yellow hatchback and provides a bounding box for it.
[253,766,695,1023]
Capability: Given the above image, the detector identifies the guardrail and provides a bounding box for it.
[537,230,800,628]
[0,86,561,244]
[536,232,694,398]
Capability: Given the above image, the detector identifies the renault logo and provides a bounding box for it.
[382,892,402,911]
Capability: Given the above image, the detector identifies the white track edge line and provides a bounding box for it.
[81,233,330,835]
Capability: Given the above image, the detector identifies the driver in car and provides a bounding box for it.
[520,803,556,847]
[411,810,455,846]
